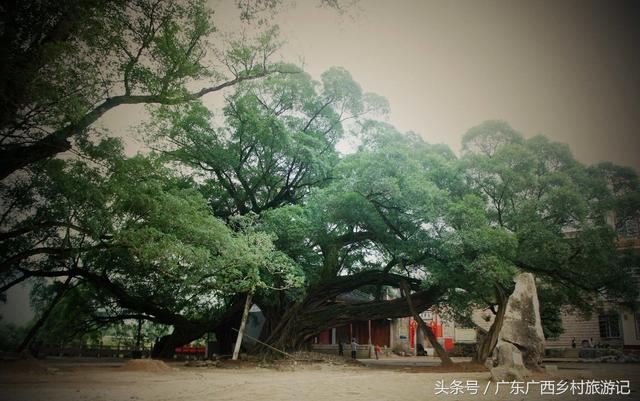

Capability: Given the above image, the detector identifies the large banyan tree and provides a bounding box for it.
[2,69,638,359]
[1,3,638,359]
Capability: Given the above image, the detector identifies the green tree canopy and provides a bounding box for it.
[1,137,302,353]
[461,120,638,311]
[0,0,291,179]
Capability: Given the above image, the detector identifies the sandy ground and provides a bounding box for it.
[1,358,639,401]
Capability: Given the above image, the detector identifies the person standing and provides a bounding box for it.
[351,338,358,360]
[374,344,381,360]
[338,340,344,356]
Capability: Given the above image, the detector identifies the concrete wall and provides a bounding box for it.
[391,317,413,354]
[546,310,602,348]
[620,306,640,348]
[545,306,633,349]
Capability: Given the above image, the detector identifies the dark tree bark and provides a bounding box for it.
[150,294,249,359]
[474,283,508,363]
[17,276,72,355]
[5,267,252,359]
[262,271,443,351]
[213,294,250,356]
[133,318,143,358]
[256,292,288,342]
[151,318,247,359]
[152,325,207,359]
[399,281,453,365]
[0,73,276,180]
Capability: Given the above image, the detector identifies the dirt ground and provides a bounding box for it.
[1,358,639,401]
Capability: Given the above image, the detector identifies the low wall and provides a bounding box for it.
[27,344,152,359]
[311,344,372,359]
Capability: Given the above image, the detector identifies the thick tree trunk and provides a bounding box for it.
[135,319,143,350]
[214,296,248,355]
[214,324,239,356]
[262,272,443,352]
[257,300,286,342]
[17,276,72,355]
[151,325,207,359]
[474,283,508,363]
[133,319,143,358]
[150,295,250,359]
[0,131,72,180]
[399,281,453,365]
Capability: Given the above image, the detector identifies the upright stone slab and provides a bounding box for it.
[499,272,545,369]
[490,339,529,380]
[495,339,524,368]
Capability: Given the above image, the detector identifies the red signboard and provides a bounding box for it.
[174,346,205,354]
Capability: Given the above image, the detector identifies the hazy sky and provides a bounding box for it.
[211,0,640,169]
[2,0,639,324]
[102,0,640,169]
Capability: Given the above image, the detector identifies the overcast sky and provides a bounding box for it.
[102,0,640,169]
[2,0,639,325]
[214,0,640,169]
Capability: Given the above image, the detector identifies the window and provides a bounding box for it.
[618,215,640,239]
[599,314,621,339]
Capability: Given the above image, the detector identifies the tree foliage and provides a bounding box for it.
[1,137,302,351]
[461,121,638,311]
[1,9,638,357]
[0,0,293,179]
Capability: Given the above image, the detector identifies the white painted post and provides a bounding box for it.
[232,291,253,360]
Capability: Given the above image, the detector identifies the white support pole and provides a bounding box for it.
[232,290,253,360]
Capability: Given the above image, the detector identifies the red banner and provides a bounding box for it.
[174,346,205,354]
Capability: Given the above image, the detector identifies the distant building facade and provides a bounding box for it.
[546,214,640,353]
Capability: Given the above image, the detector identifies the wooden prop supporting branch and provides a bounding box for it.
[399,281,453,366]
[231,328,296,360]
[232,290,253,360]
